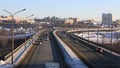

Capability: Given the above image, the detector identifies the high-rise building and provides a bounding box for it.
[102,13,112,26]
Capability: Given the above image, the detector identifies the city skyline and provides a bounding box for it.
[0,0,120,21]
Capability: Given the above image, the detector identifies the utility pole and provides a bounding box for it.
[97,25,99,43]
[102,27,104,45]
[52,16,55,31]
[3,9,26,64]
[88,24,89,41]
[25,14,34,49]
[111,24,113,52]
[82,23,84,38]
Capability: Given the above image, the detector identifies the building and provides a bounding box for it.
[64,18,74,25]
[64,17,80,25]
[73,18,80,24]
[0,16,9,21]
[116,19,120,25]
[102,13,112,26]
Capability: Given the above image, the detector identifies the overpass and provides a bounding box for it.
[0,29,48,68]
[0,29,120,68]
[67,27,120,33]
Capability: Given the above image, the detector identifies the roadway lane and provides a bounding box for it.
[26,41,53,68]
[16,31,53,68]
[57,31,120,68]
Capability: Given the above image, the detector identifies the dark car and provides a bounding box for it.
[96,47,103,53]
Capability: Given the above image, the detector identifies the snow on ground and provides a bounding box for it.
[0,64,12,68]
[0,31,41,68]
[0,60,5,66]
[0,60,12,68]
[74,31,120,44]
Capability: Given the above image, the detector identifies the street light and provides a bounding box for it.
[25,14,34,49]
[97,25,99,43]
[102,27,104,45]
[81,22,84,38]
[3,9,26,64]
[111,24,113,52]
[88,24,90,41]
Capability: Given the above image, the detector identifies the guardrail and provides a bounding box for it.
[3,30,42,65]
[4,38,29,60]
[66,32,120,57]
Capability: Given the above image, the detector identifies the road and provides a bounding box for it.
[57,31,120,68]
[16,31,68,68]
[16,31,53,68]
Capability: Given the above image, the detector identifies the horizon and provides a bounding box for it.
[0,0,120,21]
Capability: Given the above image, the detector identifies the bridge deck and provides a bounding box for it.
[16,38,53,68]
[30,40,53,66]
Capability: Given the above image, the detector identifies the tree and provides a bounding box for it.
[0,29,8,45]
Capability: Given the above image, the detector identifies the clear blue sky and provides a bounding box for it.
[0,0,120,20]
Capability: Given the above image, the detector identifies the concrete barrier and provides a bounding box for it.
[53,30,88,68]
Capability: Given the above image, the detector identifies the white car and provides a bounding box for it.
[39,42,42,45]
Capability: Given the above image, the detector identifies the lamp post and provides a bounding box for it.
[82,24,84,38]
[102,27,104,45]
[116,26,120,45]
[111,24,113,52]
[25,14,34,49]
[3,9,26,64]
[97,25,99,43]
[88,24,90,41]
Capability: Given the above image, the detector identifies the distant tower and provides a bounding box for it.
[102,13,112,26]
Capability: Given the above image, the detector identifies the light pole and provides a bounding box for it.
[102,27,104,45]
[25,14,34,49]
[116,26,120,45]
[82,24,84,38]
[97,25,99,43]
[111,24,113,52]
[3,9,26,64]
[88,24,90,41]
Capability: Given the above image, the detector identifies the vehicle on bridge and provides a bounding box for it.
[96,47,103,53]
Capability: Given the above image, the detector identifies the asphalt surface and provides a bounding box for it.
[16,31,68,68]
[16,31,53,68]
[57,31,120,68]
[28,41,53,68]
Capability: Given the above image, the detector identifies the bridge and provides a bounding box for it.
[0,28,120,68]
[67,27,120,33]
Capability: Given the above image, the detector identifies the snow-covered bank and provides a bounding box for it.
[74,31,120,44]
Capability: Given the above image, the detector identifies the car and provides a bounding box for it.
[96,47,103,53]
[46,38,49,40]
[39,42,42,45]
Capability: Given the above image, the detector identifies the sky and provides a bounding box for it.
[0,0,120,21]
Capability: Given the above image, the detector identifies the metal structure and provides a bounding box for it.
[25,14,34,49]
[82,23,84,38]
[97,25,99,43]
[3,9,26,64]
[111,24,113,52]
[88,25,89,41]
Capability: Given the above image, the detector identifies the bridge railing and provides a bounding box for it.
[4,30,42,65]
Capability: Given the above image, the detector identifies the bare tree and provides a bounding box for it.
[0,30,8,45]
